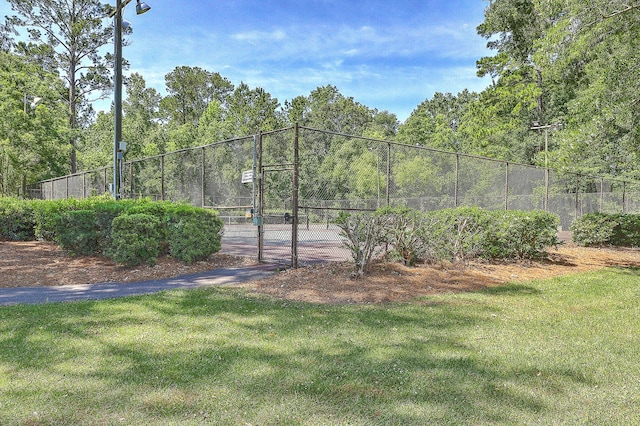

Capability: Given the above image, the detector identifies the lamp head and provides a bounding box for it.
[136,0,151,14]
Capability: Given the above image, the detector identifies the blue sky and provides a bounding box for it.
[1,0,493,122]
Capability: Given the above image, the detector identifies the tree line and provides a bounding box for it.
[1,0,638,197]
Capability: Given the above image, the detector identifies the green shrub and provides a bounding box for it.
[427,207,492,263]
[54,210,100,255]
[93,201,129,252]
[571,213,618,246]
[485,210,560,260]
[375,206,438,265]
[33,199,79,241]
[572,213,640,247]
[611,214,640,247]
[109,213,162,266]
[335,211,387,275]
[0,198,36,241]
[166,205,223,263]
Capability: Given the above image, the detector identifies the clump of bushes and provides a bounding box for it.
[571,213,640,247]
[110,214,163,266]
[0,198,37,241]
[166,205,223,263]
[336,206,561,274]
[0,196,224,266]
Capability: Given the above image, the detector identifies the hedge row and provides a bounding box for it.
[0,196,223,266]
[571,213,640,247]
[336,206,561,275]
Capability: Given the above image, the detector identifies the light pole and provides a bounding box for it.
[110,0,151,199]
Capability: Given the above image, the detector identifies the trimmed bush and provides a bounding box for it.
[570,213,616,246]
[54,210,100,255]
[0,198,36,241]
[611,214,640,247]
[427,207,492,263]
[109,213,162,266]
[571,213,640,247]
[485,210,560,260]
[93,201,130,252]
[338,206,562,273]
[166,205,223,263]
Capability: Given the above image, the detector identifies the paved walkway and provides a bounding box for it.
[0,263,279,306]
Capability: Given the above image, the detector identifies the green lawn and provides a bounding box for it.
[1,268,639,425]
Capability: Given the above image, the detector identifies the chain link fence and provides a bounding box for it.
[33,126,640,267]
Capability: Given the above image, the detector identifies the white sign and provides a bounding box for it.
[241,170,254,184]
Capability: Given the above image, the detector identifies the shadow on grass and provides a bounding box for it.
[0,286,598,425]
[479,283,542,296]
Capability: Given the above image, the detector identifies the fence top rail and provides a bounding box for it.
[39,166,110,184]
[34,125,640,189]
[259,126,295,137]
[300,126,522,165]
[123,134,259,165]
[299,126,640,185]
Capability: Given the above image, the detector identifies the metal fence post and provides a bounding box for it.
[129,163,134,198]
[575,174,580,219]
[386,142,391,207]
[201,146,206,208]
[257,131,264,263]
[454,154,459,207]
[160,154,165,201]
[600,178,604,212]
[292,123,299,268]
[545,164,549,211]
[505,162,509,211]
[623,181,627,213]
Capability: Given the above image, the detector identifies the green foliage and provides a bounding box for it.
[0,198,36,240]
[32,198,82,241]
[571,213,640,247]
[109,213,162,266]
[427,207,492,264]
[334,211,387,276]
[54,210,99,255]
[31,195,117,241]
[93,200,130,250]
[161,66,234,127]
[5,0,116,173]
[374,206,436,265]
[484,210,560,259]
[165,205,224,263]
[0,51,69,196]
[338,206,561,273]
[0,197,224,266]
[570,213,616,246]
[611,215,640,247]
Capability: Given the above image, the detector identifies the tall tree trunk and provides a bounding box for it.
[69,59,77,174]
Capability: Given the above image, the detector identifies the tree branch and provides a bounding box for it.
[586,2,640,27]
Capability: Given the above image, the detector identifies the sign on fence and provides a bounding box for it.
[241,170,253,184]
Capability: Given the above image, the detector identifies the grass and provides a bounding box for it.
[0,268,639,425]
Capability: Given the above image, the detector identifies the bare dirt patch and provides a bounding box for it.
[2,241,640,304]
[0,241,253,288]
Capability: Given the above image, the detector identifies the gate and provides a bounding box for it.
[256,126,299,267]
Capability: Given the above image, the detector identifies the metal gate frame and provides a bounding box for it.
[256,124,300,268]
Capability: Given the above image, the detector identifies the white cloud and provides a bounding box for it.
[231,29,287,43]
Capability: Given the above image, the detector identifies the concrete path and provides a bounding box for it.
[0,263,279,306]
